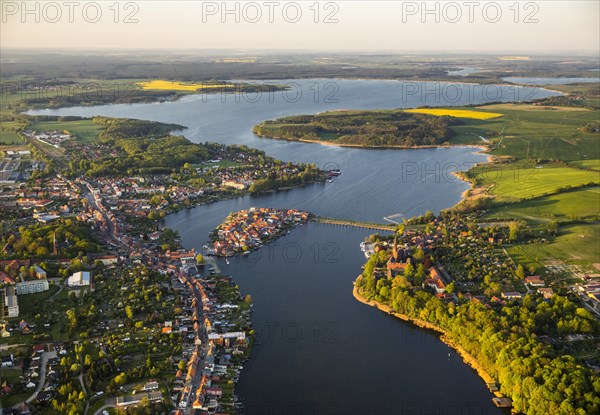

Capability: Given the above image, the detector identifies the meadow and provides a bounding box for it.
[468,162,599,202]
[484,186,600,224]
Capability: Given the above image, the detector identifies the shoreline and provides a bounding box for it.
[352,279,498,389]
[256,133,489,151]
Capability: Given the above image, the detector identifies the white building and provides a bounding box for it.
[68,271,91,287]
[3,286,19,318]
[15,279,49,295]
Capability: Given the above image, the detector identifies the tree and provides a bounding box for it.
[125,305,134,320]
[404,262,415,279]
[515,264,526,280]
[114,372,127,386]
[196,254,204,264]
[508,221,521,242]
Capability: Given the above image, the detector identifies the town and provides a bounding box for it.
[0,119,325,414]
[208,208,310,257]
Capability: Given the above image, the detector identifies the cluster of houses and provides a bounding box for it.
[172,272,249,413]
[0,175,79,221]
[575,280,600,312]
[210,207,309,256]
[0,344,61,406]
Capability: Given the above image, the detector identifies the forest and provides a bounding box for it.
[253,110,462,147]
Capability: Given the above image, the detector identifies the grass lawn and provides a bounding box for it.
[0,367,22,383]
[484,186,600,224]
[507,224,600,270]
[0,391,31,408]
[28,119,104,144]
[469,162,599,202]
[17,284,61,317]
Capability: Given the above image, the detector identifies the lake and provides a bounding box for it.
[30,79,553,414]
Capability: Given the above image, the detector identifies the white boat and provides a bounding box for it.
[360,242,375,258]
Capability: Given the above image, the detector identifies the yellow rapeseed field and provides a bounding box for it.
[137,80,235,91]
[404,108,504,120]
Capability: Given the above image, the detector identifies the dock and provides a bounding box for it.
[205,255,221,274]
[492,397,512,408]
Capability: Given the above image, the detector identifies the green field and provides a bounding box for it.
[484,186,600,223]
[469,162,599,202]
[450,104,600,160]
[28,119,104,144]
[569,159,600,171]
[507,224,600,269]
[0,129,22,145]
[0,120,26,145]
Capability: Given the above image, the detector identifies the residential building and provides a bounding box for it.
[68,271,91,287]
[15,279,49,295]
[3,286,19,318]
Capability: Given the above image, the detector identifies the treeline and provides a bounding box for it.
[356,258,600,414]
[93,116,184,140]
[253,110,462,147]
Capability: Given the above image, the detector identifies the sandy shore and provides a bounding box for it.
[352,278,497,387]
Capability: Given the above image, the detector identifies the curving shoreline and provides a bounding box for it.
[352,277,500,393]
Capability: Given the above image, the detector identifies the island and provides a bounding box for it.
[207,208,310,256]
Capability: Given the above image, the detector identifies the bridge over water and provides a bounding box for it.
[311,216,397,232]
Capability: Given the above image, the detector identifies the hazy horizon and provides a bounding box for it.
[1,1,598,52]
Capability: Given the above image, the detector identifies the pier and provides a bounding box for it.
[205,255,222,274]
[312,216,397,232]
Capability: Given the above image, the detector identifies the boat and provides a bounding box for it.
[360,241,375,258]
[327,169,342,176]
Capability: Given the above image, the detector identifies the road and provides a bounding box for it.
[182,278,210,414]
[81,182,130,255]
[90,397,116,415]
[25,349,57,403]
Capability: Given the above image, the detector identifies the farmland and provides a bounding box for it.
[466,162,599,202]
[138,79,235,91]
[404,108,504,120]
[449,104,600,158]
[484,186,600,224]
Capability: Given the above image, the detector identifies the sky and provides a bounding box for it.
[1,1,599,52]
